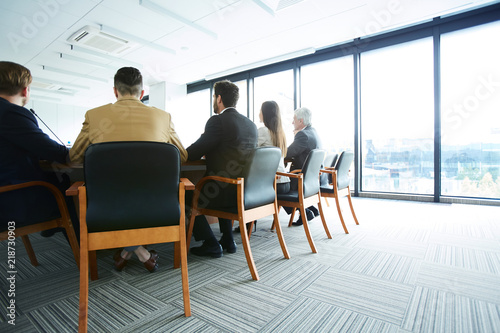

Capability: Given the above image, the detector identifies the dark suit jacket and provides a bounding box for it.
[187,108,257,209]
[0,97,69,227]
[285,125,322,172]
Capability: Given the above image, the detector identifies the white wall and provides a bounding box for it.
[26,99,86,146]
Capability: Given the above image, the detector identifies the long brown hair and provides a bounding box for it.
[261,101,287,157]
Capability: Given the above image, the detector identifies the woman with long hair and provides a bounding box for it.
[258,101,290,194]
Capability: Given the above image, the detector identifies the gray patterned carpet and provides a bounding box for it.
[1,198,499,332]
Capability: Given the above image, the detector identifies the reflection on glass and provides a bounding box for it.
[441,21,500,199]
[182,89,211,147]
[301,56,354,154]
[253,70,295,146]
[361,38,434,194]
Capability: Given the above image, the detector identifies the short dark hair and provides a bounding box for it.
[0,61,32,96]
[213,80,239,108]
[114,67,143,97]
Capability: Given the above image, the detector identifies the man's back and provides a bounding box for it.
[70,98,187,163]
[187,108,257,178]
[286,125,322,172]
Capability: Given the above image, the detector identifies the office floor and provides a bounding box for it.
[1,197,499,333]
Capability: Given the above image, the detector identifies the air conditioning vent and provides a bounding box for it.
[67,25,135,55]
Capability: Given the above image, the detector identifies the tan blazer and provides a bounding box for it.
[70,97,188,163]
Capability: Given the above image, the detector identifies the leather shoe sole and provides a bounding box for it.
[143,250,159,273]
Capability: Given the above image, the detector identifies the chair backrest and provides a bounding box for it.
[241,147,281,210]
[335,151,354,190]
[84,141,181,232]
[301,149,326,198]
[321,152,338,186]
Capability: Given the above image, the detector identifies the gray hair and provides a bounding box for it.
[294,107,312,126]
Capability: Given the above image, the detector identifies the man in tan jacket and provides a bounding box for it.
[70,67,187,163]
[70,66,188,273]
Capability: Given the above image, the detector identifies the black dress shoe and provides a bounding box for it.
[190,241,223,258]
[292,209,315,226]
[40,228,64,237]
[309,206,320,217]
[219,238,237,253]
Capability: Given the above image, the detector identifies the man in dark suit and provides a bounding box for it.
[187,80,257,258]
[284,107,322,226]
[0,61,77,237]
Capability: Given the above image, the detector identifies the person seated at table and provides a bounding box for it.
[0,61,78,241]
[70,67,188,273]
[284,107,322,226]
[186,80,257,258]
[233,101,290,233]
[258,101,290,193]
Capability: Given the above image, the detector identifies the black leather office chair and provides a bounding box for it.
[277,149,331,253]
[187,147,290,281]
[0,181,80,267]
[320,151,360,234]
[77,142,191,332]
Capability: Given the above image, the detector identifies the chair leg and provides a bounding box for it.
[238,220,259,280]
[288,207,297,227]
[89,251,98,281]
[78,241,89,332]
[300,206,317,253]
[324,197,330,207]
[178,226,191,317]
[347,190,360,225]
[247,221,254,239]
[173,242,180,269]
[317,197,332,239]
[62,219,80,269]
[271,206,280,231]
[334,193,349,234]
[185,212,197,251]
[21,235,39,266]
[272,206,290,259]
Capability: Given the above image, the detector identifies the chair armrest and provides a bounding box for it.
[195,175,243,190]
[180,178,195,191]
[320,169,336,174]
[66,181,84,196]
[276,171,302,179]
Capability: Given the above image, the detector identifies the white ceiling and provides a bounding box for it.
[0,0,498,107]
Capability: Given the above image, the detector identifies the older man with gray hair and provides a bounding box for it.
[284,107,323,226]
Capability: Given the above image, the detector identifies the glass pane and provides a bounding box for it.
[180,89,211,147]
[361,38,434,194]
[441,21,500,199]
[233,80,248,116]
[253,70,295,146]
[301,56,354,154]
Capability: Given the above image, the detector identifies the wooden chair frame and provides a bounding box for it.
[276,170,332,254]
[77,179,192,332]
[320,167,359,234]
[186,175,290,281]
[0,181,79,268]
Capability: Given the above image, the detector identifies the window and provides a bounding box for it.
[301,56,355,153]
[233,80,248,116]
[441,21,500,199]
[360,38,434,194]
[253,70,295,145]
[181,89,211,147]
